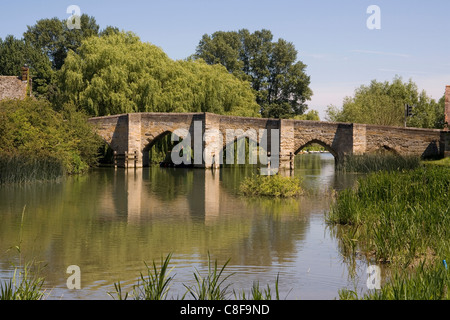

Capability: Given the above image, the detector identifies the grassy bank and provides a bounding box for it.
[422,157,450,167]
[327,165,450,265]
[328,164,450,299]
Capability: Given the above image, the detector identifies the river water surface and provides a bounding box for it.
[0,153,370,300]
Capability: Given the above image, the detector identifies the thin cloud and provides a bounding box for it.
[350,50,411,58]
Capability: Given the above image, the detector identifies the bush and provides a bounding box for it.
[0,98,102,182]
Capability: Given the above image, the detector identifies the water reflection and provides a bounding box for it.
[0,153,364,300]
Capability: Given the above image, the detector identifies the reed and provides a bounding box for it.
[235,274,281,300]
[339,260,450,300]
[0,153,65,185]
[109,253,175,300]
[337,153,421,173]
[327,166,450,266]
[184,253,234,300]
[0,261,46,300]
[108,253,287,300]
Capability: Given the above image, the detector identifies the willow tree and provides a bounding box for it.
[58,32,259,117]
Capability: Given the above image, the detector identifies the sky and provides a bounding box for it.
[1,0,449,119]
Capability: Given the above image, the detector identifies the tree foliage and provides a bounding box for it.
[24,14,100,70]
[0,98,102,174]
[58,32,260,117]
[325,76,445,129]
[194,29,313,118]
[0,35,53,97]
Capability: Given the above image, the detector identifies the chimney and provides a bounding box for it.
[20,65,32,97]
[446,86,450,131]
[21,65,29,82]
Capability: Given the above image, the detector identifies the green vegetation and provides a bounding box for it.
[0,99,102,183]
[58,31,260,117]
[109,253,175,300]
[422,157,450,167]
[108,253,282,300]
[194,29,313,119]
[0,261,46,300]
[0,154,65,184]
[239,174,303,198]
[184,253,233,300]
[326,76,445,129]
[337,153,422,173]
[329,163,450,300]
[339,261,449,300]
[327,166,450,265]
[236,275,281,300]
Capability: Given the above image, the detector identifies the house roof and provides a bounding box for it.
[0,76,28,101]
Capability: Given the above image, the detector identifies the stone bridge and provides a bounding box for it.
[88,112,450,170]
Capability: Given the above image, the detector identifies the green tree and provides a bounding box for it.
[325,76,445,128]
[194,29,313,118]
[0,35,53,97]
[58,32,259,117]
[293,110,320,121]
[24,14,100,70]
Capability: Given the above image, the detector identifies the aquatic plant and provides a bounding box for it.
[184,253,233,300]
[109,253,175,300]
[239,174,303,198]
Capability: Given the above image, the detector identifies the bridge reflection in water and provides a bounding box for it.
[0,153,366,300]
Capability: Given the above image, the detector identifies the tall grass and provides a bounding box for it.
[339,260,450,300]
[337,154,421,173]
[0,154,65,185]
[330,164,450,299]
[327,166,450,266]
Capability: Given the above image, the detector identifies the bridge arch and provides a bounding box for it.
[294,139,340,163]
[219,135,267,166]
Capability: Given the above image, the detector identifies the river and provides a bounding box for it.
[0,153,370,300]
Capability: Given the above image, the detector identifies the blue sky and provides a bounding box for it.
[1,0,449,118]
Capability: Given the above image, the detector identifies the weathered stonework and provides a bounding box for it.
[89,111,450,169]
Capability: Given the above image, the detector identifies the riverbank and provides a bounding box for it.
[328,163,450,299]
